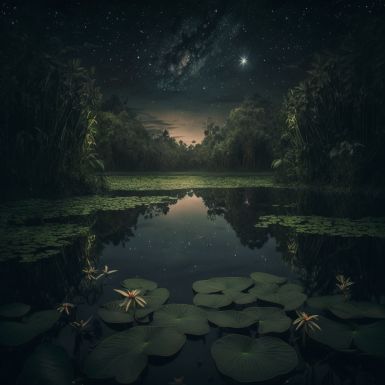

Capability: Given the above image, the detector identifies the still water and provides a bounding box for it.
[1,185,385,385]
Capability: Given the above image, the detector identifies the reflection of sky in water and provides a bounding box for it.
[100,194,295,304]
[95,194,296,385]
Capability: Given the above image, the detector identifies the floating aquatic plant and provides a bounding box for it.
[70,316,93,333]
[84,326,186,383]
[95,265,118,279]
[211,334,298,382]
[293,311,321,346]
[57,302,75,316]
[0,302,31,318]
[82,260,98,280]
[114,289,147,311]
[336,274,354,299]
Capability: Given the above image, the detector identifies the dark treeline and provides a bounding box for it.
[1,17,384,198]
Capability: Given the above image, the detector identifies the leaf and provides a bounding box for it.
[207,310,258,328]
[121,278,157,292]
[98,301,134,324]
[248,283,279,298]
[250,272,287,285]
[84,326,186,384]
[135,288,170,318]
[0,303,31,318]
[0,310,60,346]
[329,301,385,319]
[211,335,298,382]
[307,295,345,310]
[192,277,254,294]
[258,287,307,311]
[243,307,292,334]
[308,316,353,350]
[354,321,385,358]
[19,344,73,385]
[222,289,257,305]
[193,293,232,309]
[153,304,209,335]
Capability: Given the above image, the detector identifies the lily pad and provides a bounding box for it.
[193,277,254,294]
[121,278,157,292]
[0,303,31,318]
[354,321,385,358]
[84,326,186,384]
[153,304,209,335]
[308,316,353,350]
[207,310,258,328]
[19,343,73,385]
[257,285,307,311]
[222,290,257,305]
[0,310,60,346]
[135,288,170,318]
[211,334,298,382]
[250,272,287,285]
[98,301,134,324]
[329,301,385,319]
[243,307,292,334]
[307,295,345,310]
[248,283,279,298]
[193,293,232,309]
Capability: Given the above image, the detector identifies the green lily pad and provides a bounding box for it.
[135,288,170,318]
[121,278,157,292]
[153,304,209,335]
[193,293,232,309]
[0,303,31,318]
[222,290,257,305]
[250,272,287,285]
[19,343,73,385]
[243,307,292,334]
[192,277,254,294]
[0,310,60,346]
[329,301,385,319]
[207,310,258,328]
[354,321,385,358]
[98,301,134,324]
[248,283,279,298]
[307,295,345,310]
[308,316,353,350]
[84,326,186,384]
[211,334,298,382]
[257,285,307,311]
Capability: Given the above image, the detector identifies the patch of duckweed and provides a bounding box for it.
[107,173,279,191]
[0,223,91,262]
[255,215,385,238]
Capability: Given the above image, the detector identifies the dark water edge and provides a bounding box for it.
[1,186,385,385]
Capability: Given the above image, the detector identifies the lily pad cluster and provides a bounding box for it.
[255,214,385,238]
[98,278,170,323]
[0,304,60,346]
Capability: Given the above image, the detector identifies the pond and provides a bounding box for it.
[1,174,385,385]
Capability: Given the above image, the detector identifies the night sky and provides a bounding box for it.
[1,0,383,143]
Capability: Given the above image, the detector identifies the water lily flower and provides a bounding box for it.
[57,302,75,315]
[82,260,98,280]
[70,316,93,331]
[293,311,321,332]
[114,288,147,311]
[336,274,354,298]
[95,265,118,280]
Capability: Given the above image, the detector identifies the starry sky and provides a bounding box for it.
[1,0,383,143]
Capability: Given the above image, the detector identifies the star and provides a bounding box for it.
[239,56,248,66]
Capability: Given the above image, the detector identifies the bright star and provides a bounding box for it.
[240,56,248,66]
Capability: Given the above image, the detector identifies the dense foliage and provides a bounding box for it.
[0,34,104,197]
[275,23,385,187]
